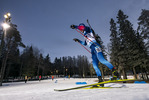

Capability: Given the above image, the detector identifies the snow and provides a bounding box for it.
[0,78,149,100]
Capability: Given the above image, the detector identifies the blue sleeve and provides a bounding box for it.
[74,25,78,29]
[78,39,87,46]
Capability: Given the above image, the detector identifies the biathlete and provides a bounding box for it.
[70,23,120,85]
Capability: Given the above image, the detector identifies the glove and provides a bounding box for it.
[73,38,79,42]
[70,25,76,29]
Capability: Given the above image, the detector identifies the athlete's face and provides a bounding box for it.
[80,30,84,33]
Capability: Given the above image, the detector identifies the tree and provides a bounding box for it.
[22,46,36,77]
[138,9,149,52]
[115,10,133,79]
[53,57,62,76]
[43,54,51,76]
[0,22,25,86]
[137,9,149,79]
[109,10,149,79]
[109,18,121,76]
[37,54,44,76]
[76,55,90,77]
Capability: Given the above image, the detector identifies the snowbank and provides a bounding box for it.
[0,78,149,100]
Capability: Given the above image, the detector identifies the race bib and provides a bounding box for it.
[95,47,102,53]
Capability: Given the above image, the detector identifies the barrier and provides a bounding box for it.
[76,82,87,85]
[134,81,146,84]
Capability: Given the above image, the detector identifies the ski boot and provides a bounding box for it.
[111,67,120,80]
[92,76,104,88]
[98,76,104,87]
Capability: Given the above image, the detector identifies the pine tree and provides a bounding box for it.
[37,54,44,77]
[137,9,149,79]
[138,9,149,52]
[109,18,120,68]
[43,54,51,76]
[0,22,25,86]
[134,32,149,79]
[113,10,149,79]
[116,10,138,79]
[22,46,36,77]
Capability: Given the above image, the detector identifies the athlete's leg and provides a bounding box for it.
[92,52,102,77]
[94,46,114,70]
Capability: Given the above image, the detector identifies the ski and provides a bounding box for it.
[54,79,136,91]
[82,86,122,90]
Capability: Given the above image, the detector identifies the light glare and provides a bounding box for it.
[7,13,11,16]
[2,23,10,29]
[4,15,8,18]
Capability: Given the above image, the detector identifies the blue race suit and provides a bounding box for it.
[75,25,114,77]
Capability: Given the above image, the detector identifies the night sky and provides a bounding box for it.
[0,0,149,62]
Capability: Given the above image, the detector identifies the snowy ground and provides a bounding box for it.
[0,78,149,100]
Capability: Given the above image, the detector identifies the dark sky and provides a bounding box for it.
[0,0,149,62]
